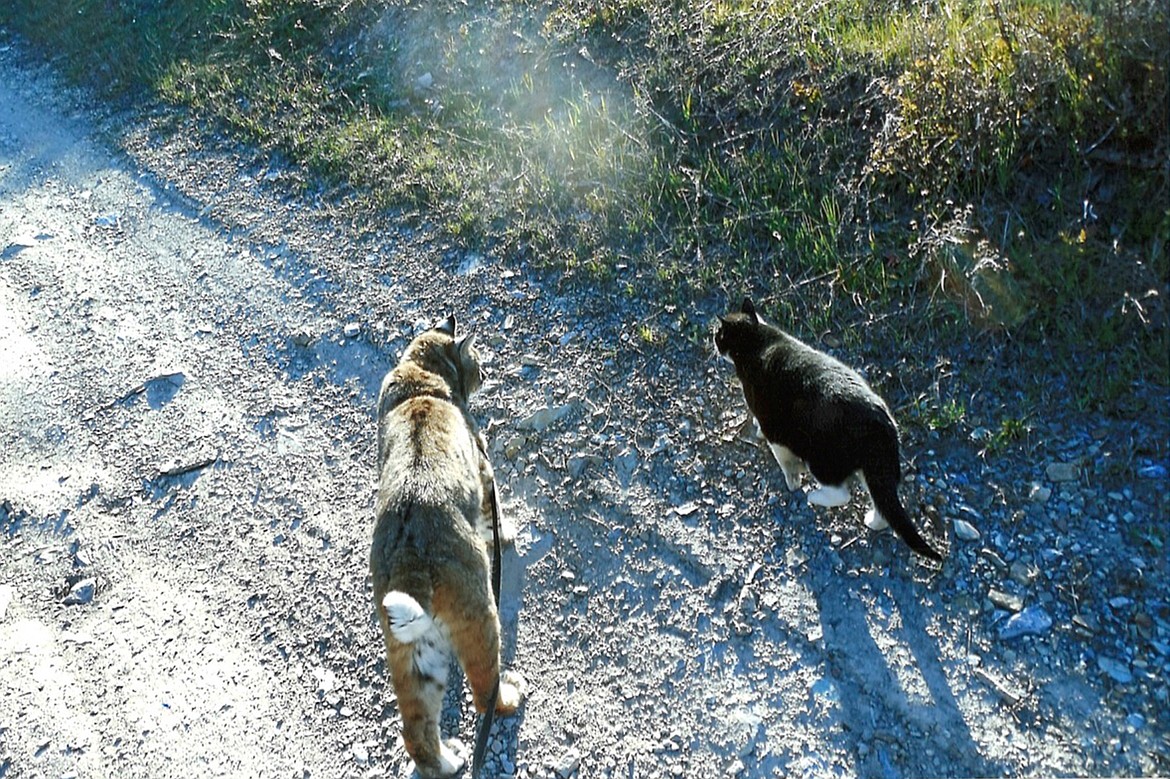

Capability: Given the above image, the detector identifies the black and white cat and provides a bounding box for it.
[715,298,943,562]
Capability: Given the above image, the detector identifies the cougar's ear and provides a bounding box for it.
[455,332,477,357]
[435,315,457,336]
[741,297,758,323]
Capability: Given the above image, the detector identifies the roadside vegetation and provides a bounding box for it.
[2,0,1166,417]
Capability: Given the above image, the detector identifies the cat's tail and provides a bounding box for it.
[863,466,944,562]
[382,591,434,643]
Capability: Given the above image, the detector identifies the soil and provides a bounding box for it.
[1,41,1168,779]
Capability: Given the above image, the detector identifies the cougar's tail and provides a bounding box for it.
[382,591,433,643]
[864,463,944,562]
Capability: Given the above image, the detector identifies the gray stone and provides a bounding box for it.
[1009,561,1039,586]
[1072,613,1100,635]
[1138,464,1168,480]
[988,589,1024,613]
[979,549,1008,572]
[553,748,581,778]
[953,518,981,541]
[1097,655,1133,684]
[516,403,575,432]
[998,605,1052,640]
[1045,462,1079,482]
[1028,482,1052,503]
[62,578,96,606]
[343,322,360,339]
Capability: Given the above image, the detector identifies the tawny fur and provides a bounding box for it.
[370,316,523,778]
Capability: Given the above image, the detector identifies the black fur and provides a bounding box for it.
[716,298,942,561]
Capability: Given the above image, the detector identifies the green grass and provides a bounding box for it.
[1,0,1166,413]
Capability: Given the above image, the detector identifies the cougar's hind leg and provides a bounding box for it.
[437,575,524,716]
[382,616,462,777]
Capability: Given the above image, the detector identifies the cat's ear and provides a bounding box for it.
[741,297,758,323]
[436,315,457,336]
[455,332,477,358]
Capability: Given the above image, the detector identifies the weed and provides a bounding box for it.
[982,415,1031,456]
[3,0,1166,415]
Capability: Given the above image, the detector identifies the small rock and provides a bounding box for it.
[1027,483,1052,503]
[979,549,1008,572]
[953,519,980,541]
[291,328,314,347]
[343,322,361,339]
[62,578,96,606]
[1072,613,1100,635]
[988,589,1024,613]
[456,253,483,275]
[786,548,809,568]
[502,436,525,459]
[1045,462,1079,482]
[415,72,434,90]
[998,605,1052,640]
[516,404,574,432]
[553,748,581,778]
[1097,655,1133,684]
[730,710,764,758]
[1138,463,1168,480]
[567,454,597,478]
[1009,561,1039,586]
[312,666,338,695]
[614,448,639,486]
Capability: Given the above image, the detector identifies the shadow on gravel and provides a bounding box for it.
[0,499,73,538]
[812,566,1003,778]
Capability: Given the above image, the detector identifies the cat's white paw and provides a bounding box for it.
[768,443,806,491]
[782,470,804,491]
[864,505,890,531]
[437,739,467,776]
[497,670,526,714]
[808,484,851,508]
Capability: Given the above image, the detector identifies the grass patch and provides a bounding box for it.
[2,0,1166,413]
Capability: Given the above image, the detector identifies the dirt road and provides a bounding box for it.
[1,44,1167,778]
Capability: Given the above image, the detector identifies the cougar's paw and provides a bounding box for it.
[496,670,526,715]
[436,738,467,777]
[495,515,517,547]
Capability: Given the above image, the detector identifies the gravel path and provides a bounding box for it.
[1,43,1167,778]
